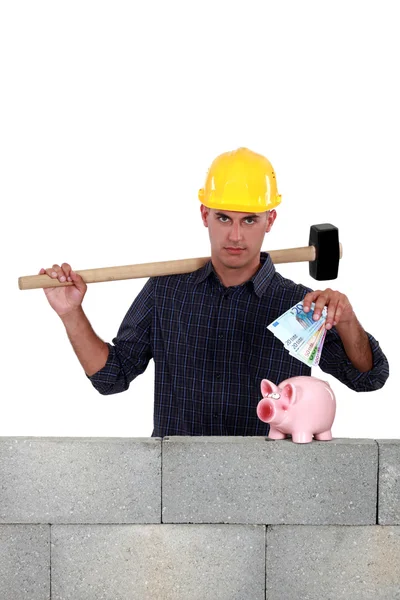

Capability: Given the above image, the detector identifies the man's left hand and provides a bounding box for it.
[302,288,355,330]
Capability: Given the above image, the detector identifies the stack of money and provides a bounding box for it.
[267,301,328,367]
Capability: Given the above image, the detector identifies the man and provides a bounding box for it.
[40,147,389,437]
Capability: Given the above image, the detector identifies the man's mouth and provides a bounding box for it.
[225,247,245,254]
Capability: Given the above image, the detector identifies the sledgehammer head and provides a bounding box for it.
[309,224,340,280]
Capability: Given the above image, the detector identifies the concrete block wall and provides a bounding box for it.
[0,437,399,599]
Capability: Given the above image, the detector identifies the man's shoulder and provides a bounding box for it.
[272,270,314,297]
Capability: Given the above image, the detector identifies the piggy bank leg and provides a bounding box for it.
[314,430,332,441]
[291,431,313,443]
[268,427,287,440]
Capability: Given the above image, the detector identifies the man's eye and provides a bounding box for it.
[218,217,255,224]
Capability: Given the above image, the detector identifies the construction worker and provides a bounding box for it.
[39,147,389,436]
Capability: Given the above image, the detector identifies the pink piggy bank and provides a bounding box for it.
[256,375,336,444]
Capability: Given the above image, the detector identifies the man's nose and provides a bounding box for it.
[228,222,243,242]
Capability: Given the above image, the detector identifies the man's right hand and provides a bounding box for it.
[39,263,87,317]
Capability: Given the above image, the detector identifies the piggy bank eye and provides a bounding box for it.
[268,393,280,400]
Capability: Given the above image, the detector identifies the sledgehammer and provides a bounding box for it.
[18,224,342,290]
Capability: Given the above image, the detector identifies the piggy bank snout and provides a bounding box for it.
[257,399,276,423]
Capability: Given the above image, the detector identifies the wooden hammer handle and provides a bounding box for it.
[18,244,342,290]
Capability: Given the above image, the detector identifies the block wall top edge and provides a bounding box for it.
[161,437,380,445]
[0,437,396,445]
[375,439,400,445]
[0,437,162,444]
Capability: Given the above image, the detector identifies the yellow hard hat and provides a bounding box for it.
[198,147,282,213]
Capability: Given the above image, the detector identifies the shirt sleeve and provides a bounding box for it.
[318,326,389,392]
[86,278,154,395]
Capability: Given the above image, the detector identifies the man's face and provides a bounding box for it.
[200,205,277,269]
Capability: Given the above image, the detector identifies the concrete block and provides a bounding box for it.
[162,437,377,525]
[266,525,400,600]
[51,524,265,600]
[0,524,49,599]
[377,440,400,525]
[0,437,161,524]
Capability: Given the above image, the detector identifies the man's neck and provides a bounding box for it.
[212,256,263,288]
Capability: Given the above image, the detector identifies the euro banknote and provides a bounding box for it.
[267,301,328,366]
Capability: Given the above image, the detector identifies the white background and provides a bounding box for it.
[1,1,398,439]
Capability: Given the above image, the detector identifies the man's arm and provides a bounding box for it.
[61,306,109,376]
[302,287,389,391]
[85,278,154,395]
[335,316,372,372]
[302,287,375,372]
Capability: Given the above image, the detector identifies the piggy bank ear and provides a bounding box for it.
[281,383,297,405]
[261,379,278,397]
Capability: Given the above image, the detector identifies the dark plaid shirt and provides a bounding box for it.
[87,252,389,437]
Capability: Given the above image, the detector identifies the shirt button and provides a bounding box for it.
[216,373,221,379]
[218,334,224,339]
[213,413,219,418]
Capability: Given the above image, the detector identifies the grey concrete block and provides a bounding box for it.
[266,525,400,600]
[51,524,265,600]
[377,440,400,525]
[0,525,49,599]
[162,437,378,525]
[0,437,161,524]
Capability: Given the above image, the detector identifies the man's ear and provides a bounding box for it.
[265,209,277,233]
[200,204,209,227]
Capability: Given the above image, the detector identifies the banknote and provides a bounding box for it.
[268,301,328,366]
[289,324,322,360]
[289,323,326,366]
[312,327,327,366]
[267,302,326,346]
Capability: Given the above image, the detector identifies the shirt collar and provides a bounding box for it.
[191,251,276,298]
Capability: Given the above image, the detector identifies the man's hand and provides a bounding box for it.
[302,288,355,330]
